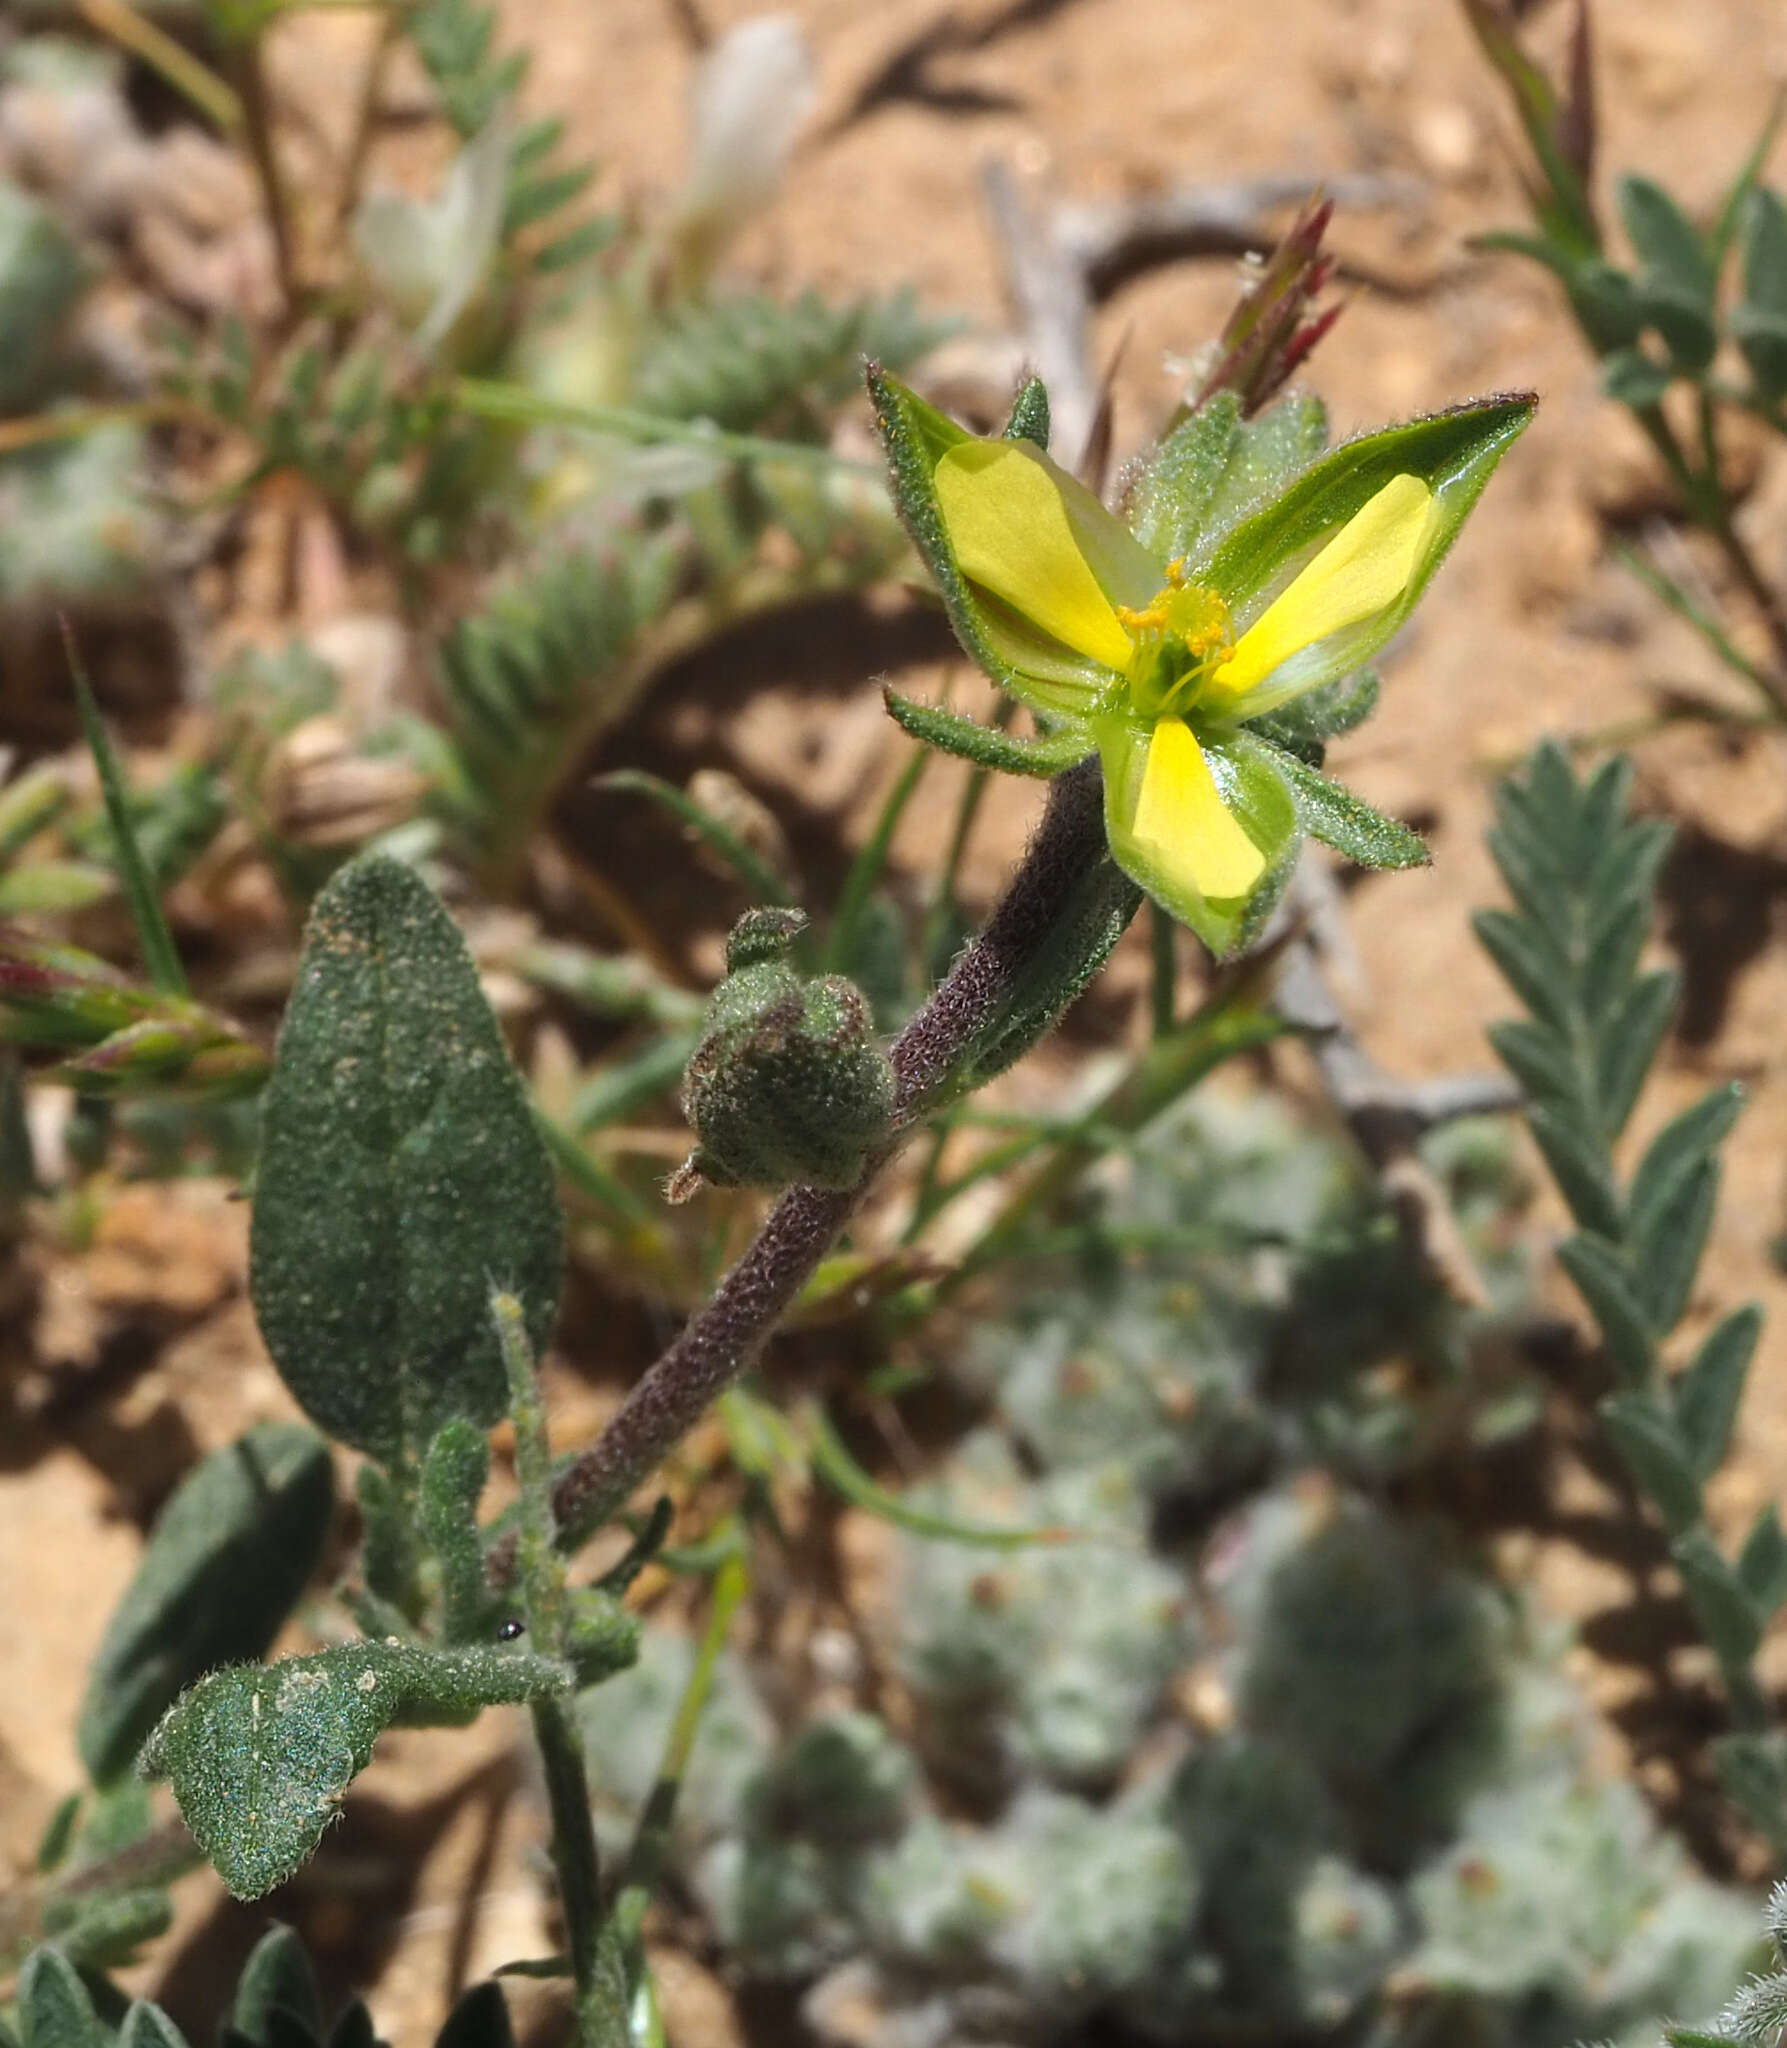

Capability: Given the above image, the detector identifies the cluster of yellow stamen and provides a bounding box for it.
[1114,562,1235,719]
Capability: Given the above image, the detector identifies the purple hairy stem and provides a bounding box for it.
[544,755,1111,1551]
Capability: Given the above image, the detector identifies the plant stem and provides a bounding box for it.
[545,757,1122,1551]
[231,35,300,315]
[492,1294,614,2047]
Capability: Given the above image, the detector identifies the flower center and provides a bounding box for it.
[1116,563,1234,719]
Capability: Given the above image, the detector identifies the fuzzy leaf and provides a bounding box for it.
[142,1641,571,1900]
[233,1927,323,2048]
[1673,1528,1763,1667]
[419,1421,495,1644]
[1739,1506,1787,1615]
[1593,967,1680,1141]
[1629,1083,1743,1242]
[78,1424,334,1785]
[18,1949,103,2048]
[883,691,1094,778]
[1474,907,1575,1038]
[1714,1731,1787,1846]
[249,855,563,1466]
[1486,1017,1580,1118]
[1599,1390,1701,1534]
[1672,1304,1761,1479]
[1527,1101,1623,1238]
[1131,393,1330,570]
[1001,376,1051,447]
[1557,1233,1657,1388]
[1249,741,1427,869]
[1629,1155,1717,1336]
[119,2007,190,2048]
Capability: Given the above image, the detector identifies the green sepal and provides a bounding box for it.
[249,854,564,1466]
[1239,738,1427,870]
[17,1948,104,2048]
[1201,394,1536,715]
[419,1420,497,1644]
[77,1423,334,1785]
[1001,376,1051,447]
[1097,723,1300,956]
[1244,670,1380,763]
[141,1641,573,1900]
[1129,390,1328,569]
[867,365,1112,720]
[883,691,1095,778]
[233,1927,323,2048]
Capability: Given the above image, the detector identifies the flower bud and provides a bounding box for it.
[673,909,894,1197]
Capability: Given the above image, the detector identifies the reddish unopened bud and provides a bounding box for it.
[1194,192,1344,419]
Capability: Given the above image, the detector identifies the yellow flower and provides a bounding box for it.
[870,366,1533,948]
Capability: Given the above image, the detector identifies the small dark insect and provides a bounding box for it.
[496,1618,525,1642]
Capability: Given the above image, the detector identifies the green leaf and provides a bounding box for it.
[142,1640,571,1899]
[1619,175,1717,303]
[1250,742,1427,869]
[77,1424,334,1784]
[1527,1101,1623,1238]
[1600,346,1675,408]
[1245,669,1380,758]
[591,770,792,907]
[18,1949,103,2048]
[883,691,1095,778]
[1739,1505,1787,1614]
[70,656,187,999]
[1714,1730,1787,1846]
[40,1890,172,1973]
[119,2006,191,2048]
[1673,1528,1763,1667]
[1557,1233,1657,1388]
[1737,188,1787,396]
[249,855,563,1466]
[1599,1390,1701,1533]
[1630,1082,1742,1240]
[1474,907,1575,1038]
[1672,1304,1761,1479]
[1592,967,1679,1140]
[1582,895,1648,1024]
[1486,1017,1580,1116]
[1629,1155,1717,1336]
[432,1985,513,2048]
[419,1420,495,1644]
[233,1926,323,2048]
[1712,95,1786,265]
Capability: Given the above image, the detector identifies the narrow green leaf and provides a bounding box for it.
[591,770,792,907]
[119,2006,191,2048]
[1584,815,1671,935]
[1474,907,1575,1037]
[1673,1528,1764,1666]
[1592,966,1679,1140]
[1486,822,1574,945]
[1672,1304,1761,1479]
[1599,1390,1702,1533]
[1629,1082,1743,1242]
[249,855,564,1466]
[1601,348,1674,408]
[78,1424,334,1784]
[1714,1730,1787,1846]
[808,1411,1074,1549]
[1738,187,1787,396]
[1558,1233,1657,1387]
[18,1948,103,2048]
[1582,894,1647,1022]
[1527,1101,1623,1237]
[233,1926,323,2048]
[568,1031,699,1135]
[420,1420,495,1644]
[142,1641,571,1900]
[1256,744,1427,869]
[39,1891,172,1974]
[501,165,591,235]
[883,691,1094,778]
[69,649,187,998]
[1711,92,1785,265]
[432,1984,514,2048]
[1486,1017,1580,1116]
[1619,177,1717,307]
[1739,1505,1787,1614]
[1617,538,1778,695]
[531,214,620,274]
[1630,1156,1717,1336]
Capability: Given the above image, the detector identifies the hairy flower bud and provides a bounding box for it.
[672,908,894,1198]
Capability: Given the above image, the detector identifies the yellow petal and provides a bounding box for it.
[1211,472,1432,701]
[933,440,1141,671]
[1132,718,1265,899]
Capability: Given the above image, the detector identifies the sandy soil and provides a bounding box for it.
[11,1,1787,2040]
